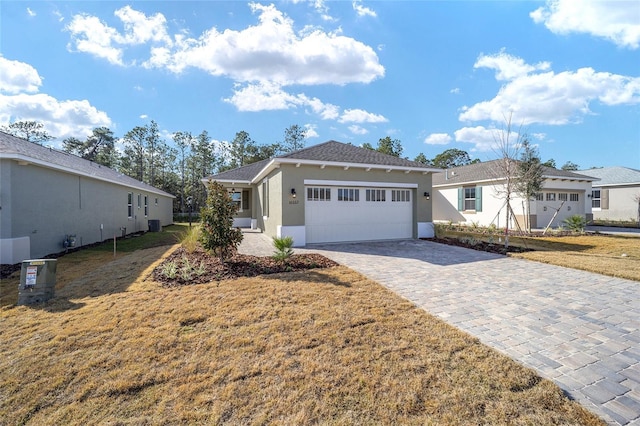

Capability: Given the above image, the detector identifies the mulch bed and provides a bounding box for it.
[153,247,338,286]
[426,237,534,255]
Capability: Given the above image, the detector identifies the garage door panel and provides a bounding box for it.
[305,186,412,244]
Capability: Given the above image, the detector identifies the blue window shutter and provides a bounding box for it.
[475,186,483,212]
[457,188,463,211]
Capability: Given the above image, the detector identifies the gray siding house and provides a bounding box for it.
[0,131,174,264]
[580,166,640,224]
[203,141,440,246]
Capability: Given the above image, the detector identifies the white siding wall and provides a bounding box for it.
[593,186,640,222]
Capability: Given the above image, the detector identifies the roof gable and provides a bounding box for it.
[0,131,174,198]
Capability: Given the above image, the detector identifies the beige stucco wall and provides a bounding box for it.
[274,163,432,238]
[593,186,640,222]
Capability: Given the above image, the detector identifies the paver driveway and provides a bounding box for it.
[241,233,640,425]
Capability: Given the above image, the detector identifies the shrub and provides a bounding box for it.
[181,225,201,253]
[160,261,178,280]
[273,236,294,262]
[562,215,587,233]
[199,181,243,261]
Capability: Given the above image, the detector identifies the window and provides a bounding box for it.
[231,192,242,212]
[464,187,476,210]
[144,195,148,216]
[546,193,556,201]
[592,189,601,208]
[558,193,568,201]
[366,189,386,202]
[127,192,133,218]
[307,187,331,201]
[570,193,579,202]
[535,193,544,201]
[137,194,142,208]
[392,190,410,202]
[338,188,359,202]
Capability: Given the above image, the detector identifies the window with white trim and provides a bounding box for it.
[558,193,568,201]
[144,195,148,216]
[231,192,242,212]
[570,193,579,202]
[592,189,601,208]
[546,193,556,201]
[307,187,331,201]
[127,192,133,218]
[464,187,476,211]
[338,188,359,202]
[366,189,386,202]
[392,190,410,202]
[535,193,544,201]
[137,193,142,209]
[262,181,269,216]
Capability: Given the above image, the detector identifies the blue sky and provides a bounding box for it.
[1,0,639,169]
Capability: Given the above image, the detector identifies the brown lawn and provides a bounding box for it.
[0,240,603,425]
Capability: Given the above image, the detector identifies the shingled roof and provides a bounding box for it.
[0,131,174,197]
[207,140,438,183]
[578,166,640,186]
[432,159,596,186]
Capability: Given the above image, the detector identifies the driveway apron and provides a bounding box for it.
[287,238,640,425]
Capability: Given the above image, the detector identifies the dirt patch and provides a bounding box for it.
[153,247,338,286]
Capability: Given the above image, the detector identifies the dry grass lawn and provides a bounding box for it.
[510,234,640,281]
[0,242,603,425]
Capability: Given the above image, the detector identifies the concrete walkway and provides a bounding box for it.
[239,232,640,425]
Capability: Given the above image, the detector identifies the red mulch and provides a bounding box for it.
[153,247,338,286]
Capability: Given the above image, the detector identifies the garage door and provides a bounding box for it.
[305,186,413,244]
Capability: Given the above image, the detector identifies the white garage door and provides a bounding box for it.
[305,186,413,244]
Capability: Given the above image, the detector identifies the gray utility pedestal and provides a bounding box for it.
[18,259,57,305]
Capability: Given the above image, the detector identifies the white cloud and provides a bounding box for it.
[304,124,319,138]
[0,56,42,94]
[353,1,377,18]
[450,88,460,94]
[531,0,640,49]
[424,133,452,145]
[474,50,550,81]
[26,7,36,17]
[454,126,507,152]
[339,108,387,124]
[66,6,172,66]
[140,114,148,119]
[0,57,111,140]
[348,125,369,135]
[460,52,640,126]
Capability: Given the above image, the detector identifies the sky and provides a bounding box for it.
[1,0,639,170]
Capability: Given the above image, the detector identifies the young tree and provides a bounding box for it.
[199,181,243,261]
[492,114,526,247]
[2,120,54,144]
[515,138,544,232]
[281,124,306,152]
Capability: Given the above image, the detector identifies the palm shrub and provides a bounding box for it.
[273,236,294,262]
[562,214,587,233]
[199,181,243,261]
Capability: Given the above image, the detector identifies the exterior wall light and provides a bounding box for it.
[423,192,430,200]
[291,188,297,198]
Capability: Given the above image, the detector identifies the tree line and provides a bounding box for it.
[1,120,581,216]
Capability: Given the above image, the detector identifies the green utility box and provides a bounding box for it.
[18,259,57,305]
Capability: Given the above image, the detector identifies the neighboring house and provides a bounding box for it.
[579,166,640,223]
[203,141,440,246]
[0,131,174,264]
[433,160,596,230]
